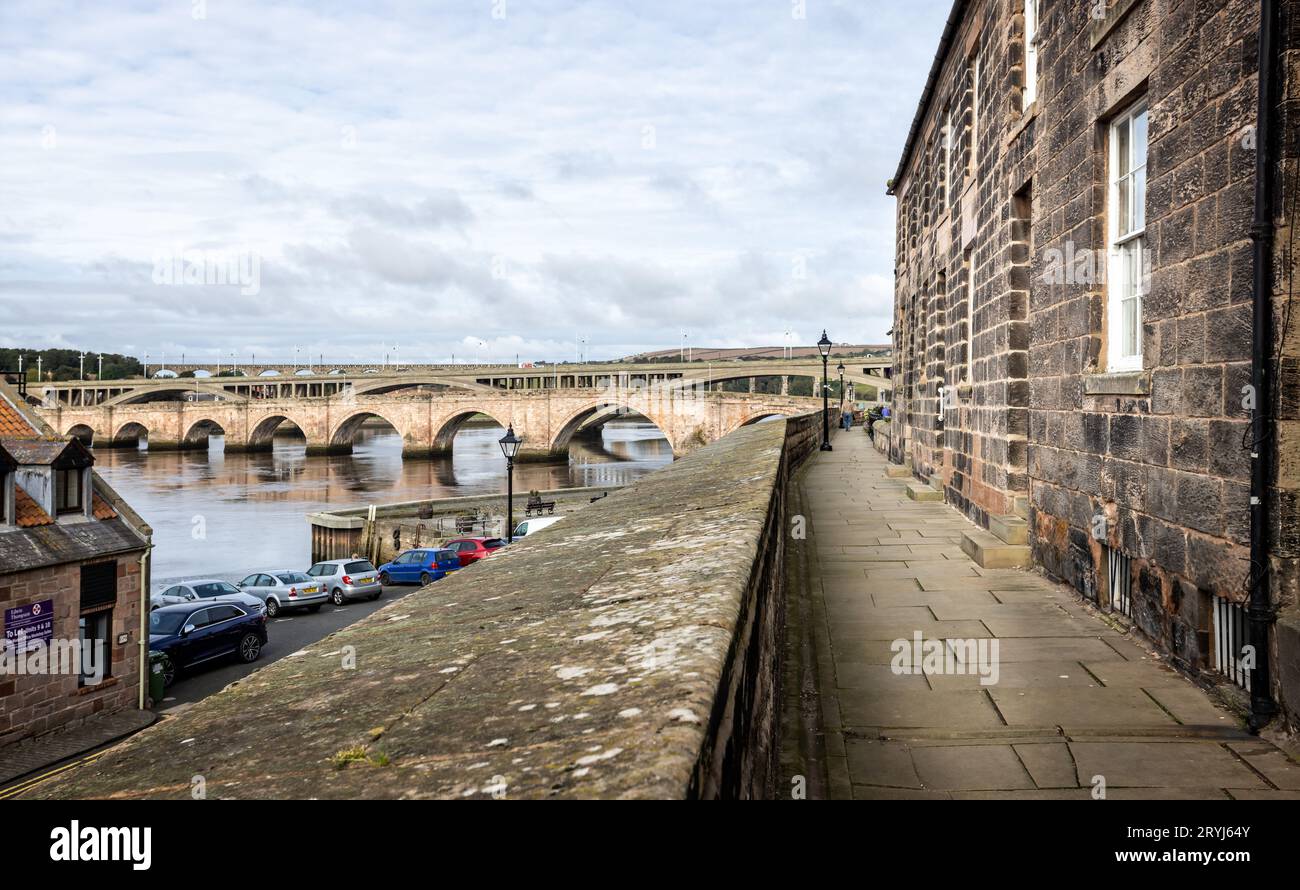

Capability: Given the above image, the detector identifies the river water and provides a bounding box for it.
[91,421,672,584]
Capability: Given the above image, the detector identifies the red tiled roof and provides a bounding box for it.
[0,396,38,438]
[91,492,117,520]
[14,487,54,527]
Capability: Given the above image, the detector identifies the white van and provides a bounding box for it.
[512,516,564,539]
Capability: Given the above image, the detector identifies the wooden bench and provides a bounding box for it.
[525,493,556,516]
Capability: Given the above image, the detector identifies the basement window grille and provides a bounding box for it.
[1105,546,1132,617]
[1213,596,1252,692]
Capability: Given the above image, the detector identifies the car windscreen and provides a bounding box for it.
[435,550,458,565]
[344,561,375,574]
[193,582,239,598]
[277,573,311,583]
[150,611,189,635]
[482,539,505,549]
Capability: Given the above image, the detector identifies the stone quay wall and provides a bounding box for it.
[27,410,829,799]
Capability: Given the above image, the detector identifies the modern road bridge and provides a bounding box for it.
[32,356,892,410]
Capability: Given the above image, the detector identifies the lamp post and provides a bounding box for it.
[498,425,522,543]
[837,361,846,416]
[818,331,832,451]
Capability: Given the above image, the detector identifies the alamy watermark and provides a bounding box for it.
[890,632,1000,686]
[1,635,106,685]
[152,246,261,296]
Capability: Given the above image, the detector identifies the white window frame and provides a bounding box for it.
[969,55,979,175]
[1106,99,1148,373]
[965,250,976,381]
[1023,0,1039,110]
[943,106,954,212]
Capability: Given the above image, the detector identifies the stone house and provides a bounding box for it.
[0,376,152,747]
[887,0,1299,726]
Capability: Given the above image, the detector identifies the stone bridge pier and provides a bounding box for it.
[44,388,822,462]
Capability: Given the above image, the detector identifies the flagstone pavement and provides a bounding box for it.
[786,425,1300,800]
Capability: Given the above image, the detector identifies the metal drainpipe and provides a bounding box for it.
[137,537,152,710]
[1246,0,1279,732]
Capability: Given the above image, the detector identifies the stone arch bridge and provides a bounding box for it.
[45,387,823,461]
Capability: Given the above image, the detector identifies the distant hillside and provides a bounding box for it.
[622,344,891,363]
[0,348,142,382]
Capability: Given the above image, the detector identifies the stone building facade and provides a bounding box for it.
[0,379,152,748]
[888,0,1299,722]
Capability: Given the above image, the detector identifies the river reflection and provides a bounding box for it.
[91,421,672,584]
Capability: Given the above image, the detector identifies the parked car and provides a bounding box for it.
[236,570,329,618]
[444,537,506,567]
[377,548,460,586]
[306,558,383,606]
[512,516,564,539]
[152,579,266,615]
[149,601,267,687]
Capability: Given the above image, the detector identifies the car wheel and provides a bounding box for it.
[238,633,262,663]
[420,572,432,586]
[379,571,391,585]
[160,654,176,688]
[331,588,346,606]
[369,591,381,601]
[265,598,279,619]
[307,604,322,613]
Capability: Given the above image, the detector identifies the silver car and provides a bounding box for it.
[306,559,384,606]
[236,570,329,618]
[152,579,267,616]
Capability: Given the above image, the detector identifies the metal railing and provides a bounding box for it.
[0,369,28,398]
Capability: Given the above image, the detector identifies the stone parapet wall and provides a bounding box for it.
[27,410,829,799]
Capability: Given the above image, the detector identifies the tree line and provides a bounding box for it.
[0,349,142,381]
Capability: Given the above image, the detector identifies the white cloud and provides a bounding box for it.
[0,0,948,362]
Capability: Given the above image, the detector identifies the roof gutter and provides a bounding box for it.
[887,0,969,195]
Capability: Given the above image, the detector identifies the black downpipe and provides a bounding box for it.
[1247,0,1279,732]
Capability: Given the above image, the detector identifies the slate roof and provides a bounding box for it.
[1,438,82,465]
[0,516,146,574]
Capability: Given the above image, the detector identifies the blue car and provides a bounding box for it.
[377,548,461,586]
[149,601,268,687]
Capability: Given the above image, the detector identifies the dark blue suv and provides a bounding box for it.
[149,601,267,687]
[377,548,461,586]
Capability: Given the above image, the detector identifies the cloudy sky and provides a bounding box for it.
[0,0,947,365]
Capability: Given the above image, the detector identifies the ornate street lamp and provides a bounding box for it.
[498,425,522,543]
[837,361,846,423]
[818,331,833,451]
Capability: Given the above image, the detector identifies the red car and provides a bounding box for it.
[445,537,507,567]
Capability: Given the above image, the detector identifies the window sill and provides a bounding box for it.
[1083,370,1150,396]
[1089,0,1143,50]
[1006,101,1038,145]
[75,676,119,696]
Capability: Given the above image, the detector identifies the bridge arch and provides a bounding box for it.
[550,400,673,458]
[729,411,795,434]
[431,409,511,453]
[183,418,227,450]
[329,410,405,451]
[112,421,149,447]
[66,424,96,447]
[248,414,309,449]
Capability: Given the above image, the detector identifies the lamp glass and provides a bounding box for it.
[498,426,521,460]
[817,331,832,357]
